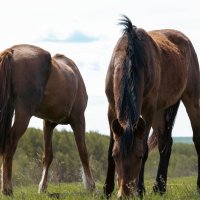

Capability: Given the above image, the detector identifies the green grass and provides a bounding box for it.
[0,177,199,199]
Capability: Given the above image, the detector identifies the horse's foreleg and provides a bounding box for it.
[103,133,115,198]
[38,120,56,193]
[1,151,14,196]
[103,106,115,198]
[137,105,155,197]
[71,114,95,191]
[137,127,151,196]
[1,110,30,195]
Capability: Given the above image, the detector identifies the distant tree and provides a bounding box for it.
[1,128,196,186]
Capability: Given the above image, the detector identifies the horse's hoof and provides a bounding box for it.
[38,188,47,194]
[197,186,200,194]
[47,192,67,199]
[153,184,159,193]
[38,183,47,194]
[103,185,114,199]
[100,193,111,200]
[153,183,166,195]
[2,188,13,196]
[104,191,112,199]
[90,182,96,191]
[137,186,146,198]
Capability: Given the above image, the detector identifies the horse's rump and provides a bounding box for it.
[0,45,52,154]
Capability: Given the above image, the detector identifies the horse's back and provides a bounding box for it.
[148,29,199,108]
[149,29,190,46]
[35,54,87,123]
[12,44,50,59]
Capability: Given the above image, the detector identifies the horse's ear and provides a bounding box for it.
[111,118,123,139]
[136,117,146,138]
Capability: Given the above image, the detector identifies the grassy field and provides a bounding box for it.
[0,176,199,200]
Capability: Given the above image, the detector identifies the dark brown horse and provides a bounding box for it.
[0,44,95,195]
[104,16,200,198]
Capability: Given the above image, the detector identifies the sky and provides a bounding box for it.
[0,0,200,137]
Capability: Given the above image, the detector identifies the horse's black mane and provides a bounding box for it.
[117,15,146,158]
[118,15,137,35]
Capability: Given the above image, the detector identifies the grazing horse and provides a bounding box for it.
[0,44,95,195]
[104,16,200,198]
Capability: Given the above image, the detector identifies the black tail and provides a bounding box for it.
[0,49,14,154]
[148,100,181,151]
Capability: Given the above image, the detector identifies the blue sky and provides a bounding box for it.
[0,0,200,136]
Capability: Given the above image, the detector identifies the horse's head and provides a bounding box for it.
[111,116,146,197]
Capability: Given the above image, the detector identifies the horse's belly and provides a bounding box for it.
[34,99,69,122]
[34,82,77,123]
[156,64,188,110]
[157,85,185,110]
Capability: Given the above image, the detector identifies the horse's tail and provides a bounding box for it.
[0,49,14,154]
[148,100,180,151]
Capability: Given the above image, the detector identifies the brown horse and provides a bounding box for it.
[0,44,95,195]
[104,16,200,198]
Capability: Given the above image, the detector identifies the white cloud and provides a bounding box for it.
[40,31,100,43]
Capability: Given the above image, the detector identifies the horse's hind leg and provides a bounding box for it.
[1,107,31,195]
[38,120,57,193]
[152,101,180,194]
[71,114,95,191]
[182,94,200,192]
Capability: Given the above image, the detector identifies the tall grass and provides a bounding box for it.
[0,177,199,200]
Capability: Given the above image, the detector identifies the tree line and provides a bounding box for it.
[0,128,197,186]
